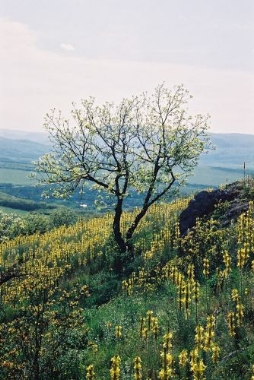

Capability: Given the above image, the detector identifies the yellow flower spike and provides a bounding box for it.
[158,367,174,380]
[195,325,204,349]
[110,355,121,380]
[86,364,95,380]
[151,317,159,340]
[133,356,142,380]
[159,347,174,379]
[142,327,148,340]
[237,247,248,269]
[170,265,177,283]
[190,348,199,366]
[211,344,220,364]
[151,316,158,328]
[203,257,210,278]
[236,302,244,326]
[222,250,232,278]
[115,325,122,339]
[187,263,195,281]
[231,289,239,303]
[179,349,188,367]
[91,343,98,353]
[227,311,236,337]
[193,279,200,298]
[165,353,173,366]
[122,280,128,292]
[177,278,185,311]
[183,281,192,318]
[206,315,215,327]
[203,330,214,351]
[162,332,173,351]
[191,357,206,380]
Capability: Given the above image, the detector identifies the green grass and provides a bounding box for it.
[0,191,56,214]
[0,168,35,185]
[0,165,245,192]
[1,181,254,379]
[190,166,245,186]
[0,206,27,215]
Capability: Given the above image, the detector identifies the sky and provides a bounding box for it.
[0,0,254,134]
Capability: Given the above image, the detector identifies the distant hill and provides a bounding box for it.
[0,137,51,162]
[0,129,254,187]
[199,133,254,168]
[1,129,253,166]
[189,133,254,186]
[0,129,48,144]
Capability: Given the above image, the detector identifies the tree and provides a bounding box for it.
[0,211,25,242]
[35,84,211,265]
[51,207,78,228]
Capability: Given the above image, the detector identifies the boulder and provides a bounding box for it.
[179,182,242,235]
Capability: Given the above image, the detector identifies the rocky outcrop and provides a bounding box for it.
[179,181,250,235]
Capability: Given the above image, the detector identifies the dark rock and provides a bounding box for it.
[223,202,249,223]
[179,182,243,235]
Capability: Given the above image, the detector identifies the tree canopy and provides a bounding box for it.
[35,84,211,267]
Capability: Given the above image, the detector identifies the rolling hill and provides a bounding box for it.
[0,129,254,211]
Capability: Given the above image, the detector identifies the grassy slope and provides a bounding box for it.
[1,182,254,379]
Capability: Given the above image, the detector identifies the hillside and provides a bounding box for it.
[1,130,254,177]
[0,180,254,379]
[190,133,254,186]
[199,133,254,168]
[0,132,51,188]
[0,130,254,215]
[0,129,48,144]
[0,137,50,164]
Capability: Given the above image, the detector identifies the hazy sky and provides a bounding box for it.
[1,0,254,134]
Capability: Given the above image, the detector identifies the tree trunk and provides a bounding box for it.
[113,197,126,253]
[126,206,148,244]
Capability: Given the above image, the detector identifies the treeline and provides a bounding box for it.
[0,183,150,211]
[0,191,55,212]
[0,207,78,242]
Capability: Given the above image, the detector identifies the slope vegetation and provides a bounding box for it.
[0,180,254,379]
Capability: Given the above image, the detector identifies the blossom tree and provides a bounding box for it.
[35,84,211,267]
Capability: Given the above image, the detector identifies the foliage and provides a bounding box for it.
[34,84,211,258]
[1,180,254,378]
[0,191,54,212]
[0,211,26,242]
[0,207,79,242]
[0,278,88,379]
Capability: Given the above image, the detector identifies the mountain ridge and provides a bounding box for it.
[1,129,254,164]
[0,130,254,187]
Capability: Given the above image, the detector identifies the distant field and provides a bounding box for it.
[190,166,246,186]
[0,163,252,217]
[0,166,245,188]
[0,205,27,215]
[0,168,35,185]
[0,165,248,196]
